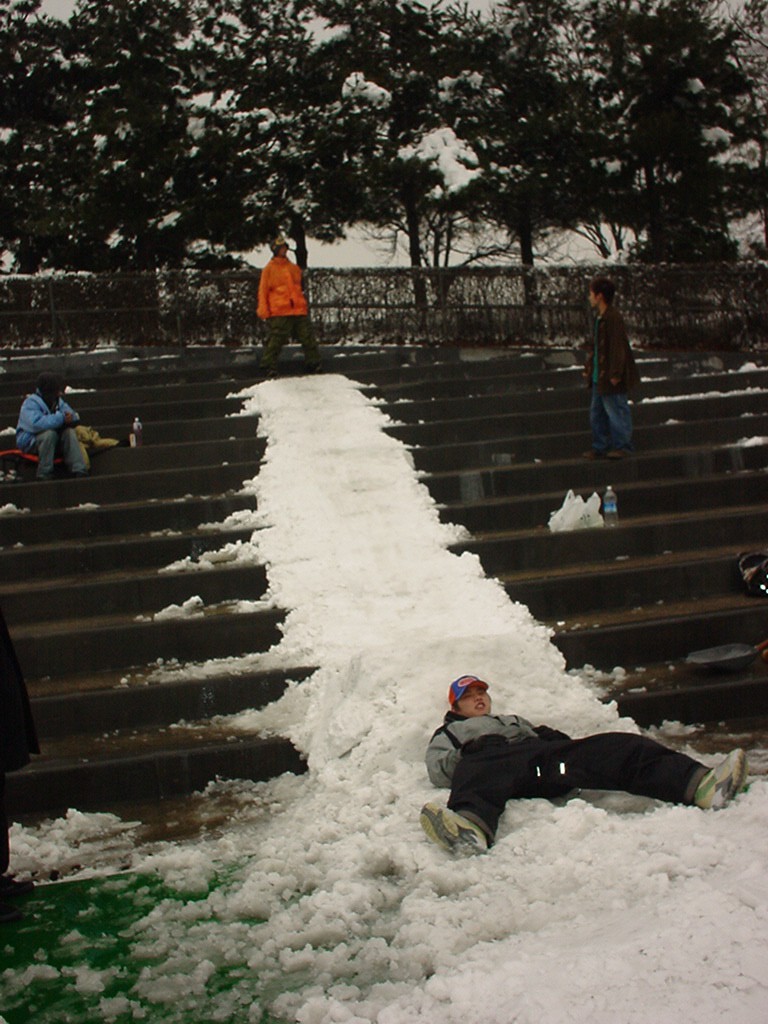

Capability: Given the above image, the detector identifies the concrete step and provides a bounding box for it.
[551,594,768,672]
[1,393,248,431]
[0,524,254,580]
[425,441,768,505]
[0,341,384,379]
[604,661,768,728]
[454,506,766,574]
[386,388,768,446]
[439,468,766,534]
[85,436,265,472]
[357,348,753,393]
[0,492,255,546]
[3,342,766,823]
[371,353,758,401]
[409,413,768,472]
[0,459,261,507]
[383,345,768,705]
[0,377,243,419]
[382,368,768,422]
[4,730,306,817]
[11,603,284,680]
[500,546,747,621]
[29,666,316,738]
[0,344,345,818]
[0,562,268,625]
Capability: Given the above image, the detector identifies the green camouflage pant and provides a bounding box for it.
[261,315,320,371]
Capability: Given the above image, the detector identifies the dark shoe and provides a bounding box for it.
[305,361,322,374]
[0,875,35,898]
[606,449,630,460]
[0,901,23,923]
[583,449,606,460]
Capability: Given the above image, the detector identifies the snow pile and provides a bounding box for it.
[342,72,392,108]
[733,436,768,447]
[9,374,768,1023]
[641,386,768,403]
[399,127,480,195]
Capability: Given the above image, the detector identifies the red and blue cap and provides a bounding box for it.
[448,674,489,706]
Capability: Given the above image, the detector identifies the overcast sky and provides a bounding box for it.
[39,0,73,18]
[39,0,497,19]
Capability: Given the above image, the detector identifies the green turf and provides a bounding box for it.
[0,872,285,1024]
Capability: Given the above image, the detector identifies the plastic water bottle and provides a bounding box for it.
[131,416,143,447]
[603,485,618,527]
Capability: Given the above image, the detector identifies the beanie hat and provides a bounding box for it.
[448,675,489,706]
[36,372,63,410]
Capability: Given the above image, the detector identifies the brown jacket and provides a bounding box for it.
[585,305,639,395]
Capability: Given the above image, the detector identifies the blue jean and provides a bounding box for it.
[589,389,634,454]
[34,427,88,479]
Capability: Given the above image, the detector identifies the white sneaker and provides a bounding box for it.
[420,803,488,854]
[694,749,748,809]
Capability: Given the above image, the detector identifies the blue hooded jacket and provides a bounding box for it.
[16,390,80,452]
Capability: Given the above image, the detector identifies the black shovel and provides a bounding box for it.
[686,638,768,673]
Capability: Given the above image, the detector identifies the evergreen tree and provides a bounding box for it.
[438,0,592,265]
[58,0,196,270]
[0,0,72,271]
[312,0,482,268]
[585,0,751,262]
[188,0,378,268]
[727,0,768,256]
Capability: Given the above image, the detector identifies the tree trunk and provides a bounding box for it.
[18,237,42,274]
[643,162,666,261]
[518,213,534,266]
[404,199,423,269]
[403,196,427,311]
[290,218,308,270]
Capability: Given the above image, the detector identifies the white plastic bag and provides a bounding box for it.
[548,489,605,532]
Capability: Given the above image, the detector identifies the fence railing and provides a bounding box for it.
[0,263,765,351]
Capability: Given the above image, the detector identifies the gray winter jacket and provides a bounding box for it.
[425,711,538,788]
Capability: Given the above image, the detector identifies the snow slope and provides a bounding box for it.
[9,374,768,1024]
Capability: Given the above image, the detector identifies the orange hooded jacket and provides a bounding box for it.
[257,256,309,319]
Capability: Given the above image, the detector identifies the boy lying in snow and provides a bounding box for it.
[420,675,749,854]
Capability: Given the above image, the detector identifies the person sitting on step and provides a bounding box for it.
[16,372,88,480]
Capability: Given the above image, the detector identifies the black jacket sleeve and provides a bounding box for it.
[533,725,571,743]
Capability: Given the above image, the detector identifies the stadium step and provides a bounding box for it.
[2,342,767,824]
[370,346,768,727]
[1,349,376,817]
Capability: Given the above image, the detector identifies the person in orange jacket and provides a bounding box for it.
[257,234,321,377]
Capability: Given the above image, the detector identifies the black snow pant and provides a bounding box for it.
[448,733,706,841]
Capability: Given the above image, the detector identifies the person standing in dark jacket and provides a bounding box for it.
[0,605,39,922]
[420,675,749,854]
[583,276,639,460]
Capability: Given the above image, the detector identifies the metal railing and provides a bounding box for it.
[0,264,765,351]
